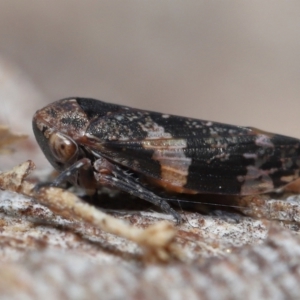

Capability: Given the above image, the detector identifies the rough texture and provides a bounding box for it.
[1,188,300,300]
[0,227,299,300]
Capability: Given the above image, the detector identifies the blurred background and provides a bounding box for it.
[0,1,300,168]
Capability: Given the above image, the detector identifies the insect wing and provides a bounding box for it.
[82,105,300,196]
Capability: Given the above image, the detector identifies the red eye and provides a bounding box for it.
[49,132,78,163]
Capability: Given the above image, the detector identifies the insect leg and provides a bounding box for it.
[34,158,93,192]
[51,158,92,186]
[93,157,182,224]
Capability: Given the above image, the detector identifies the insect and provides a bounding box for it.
[33,97,300,223]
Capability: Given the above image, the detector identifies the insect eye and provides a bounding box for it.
[49,132,78,163]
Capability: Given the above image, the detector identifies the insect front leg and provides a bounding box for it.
[93,157,182,224]
[51,158,93,187]
[34,158,96,192]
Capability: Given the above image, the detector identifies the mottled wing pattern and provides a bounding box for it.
[84,106,300,195]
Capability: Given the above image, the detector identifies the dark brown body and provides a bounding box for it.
[33,97,300,222]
